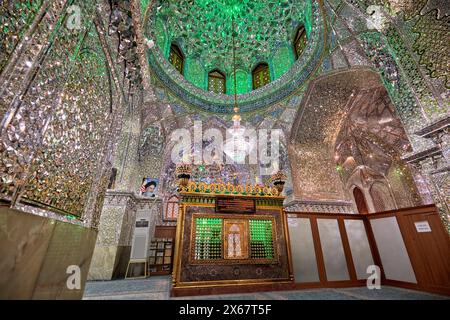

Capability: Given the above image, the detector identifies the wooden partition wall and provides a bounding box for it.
[367,205,450,295]
[287,205,450,296]
[287,212,374,288]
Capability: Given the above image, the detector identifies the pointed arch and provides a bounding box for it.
[164,195,179,221]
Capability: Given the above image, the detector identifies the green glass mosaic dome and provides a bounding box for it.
[145,0,326,113]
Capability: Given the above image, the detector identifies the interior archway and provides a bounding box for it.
[353,187,368,214]
[289,68,422,211]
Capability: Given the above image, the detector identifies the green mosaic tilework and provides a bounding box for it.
[227,69,251,95]
[272,45,296,79]
[185,57,206,90]
[155,18,168,57]
[149,0,310,94]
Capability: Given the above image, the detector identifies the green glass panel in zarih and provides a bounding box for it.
[194,217,222,260]
[250,219,274,259]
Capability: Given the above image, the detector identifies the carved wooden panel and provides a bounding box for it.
[223,220,249,260]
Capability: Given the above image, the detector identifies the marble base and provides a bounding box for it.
[0,207,97,299]
[87,246,118,280]
[88,245,132,280]
[113,246,132,279]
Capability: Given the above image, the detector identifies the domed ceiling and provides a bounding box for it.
[144,0,326,114]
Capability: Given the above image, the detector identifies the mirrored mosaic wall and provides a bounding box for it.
[0,0,138,227]
[135,0,448,228]
[0,0,448,232]
[0,0,45,74]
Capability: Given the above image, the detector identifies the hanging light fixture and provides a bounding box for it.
[223,14,254,163]
[231,16,241,128]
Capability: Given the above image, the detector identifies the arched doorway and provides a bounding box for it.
[353,187,369,214]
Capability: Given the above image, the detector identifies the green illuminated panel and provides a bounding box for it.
[249,219,274,259]
[194,217,223,260]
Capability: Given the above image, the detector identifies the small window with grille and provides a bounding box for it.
[169,43,184,74]
[252,63,270,90]
[208,69,226,94]
[165,195,179,221]
[294,25,307,60]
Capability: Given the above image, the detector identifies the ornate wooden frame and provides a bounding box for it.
[172,188,294,291]
[188,213,278,265]
[223,219,249,260]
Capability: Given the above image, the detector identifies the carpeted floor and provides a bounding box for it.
[83,276,449,300]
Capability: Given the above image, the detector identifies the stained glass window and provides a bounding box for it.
[252,63,270,90]
[165,195,179,221]
[294,25,307,60]
[169,43,184,74]
[208,70,226,94]
[249,219,274,259]
[194,217,222,260]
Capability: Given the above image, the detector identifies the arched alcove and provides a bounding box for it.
[353,187,369,214]
[289,68,421,208]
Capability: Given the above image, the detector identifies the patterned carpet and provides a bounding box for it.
[83,276,448,300]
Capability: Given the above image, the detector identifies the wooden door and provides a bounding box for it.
[398,208,450,295]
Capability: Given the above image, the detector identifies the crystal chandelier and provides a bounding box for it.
[223,15,254,163]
